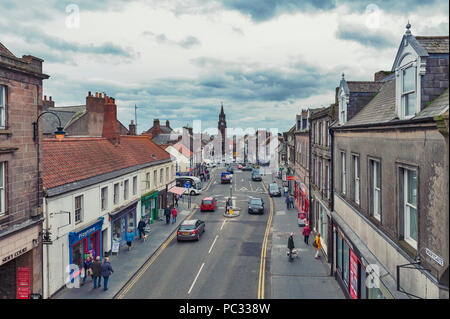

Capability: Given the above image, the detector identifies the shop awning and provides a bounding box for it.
[168,186,186,195]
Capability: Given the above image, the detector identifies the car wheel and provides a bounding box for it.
[190,191,195,196]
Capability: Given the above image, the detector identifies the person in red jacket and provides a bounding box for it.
[171,207,178,224]
[302,224,311,245]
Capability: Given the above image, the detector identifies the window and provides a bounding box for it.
[0,162,5,215]
[302,118,307,130]
[337,233,343,272]
[297,119,301,130]
[343,239,350,284]
[166,167,169,182]
[101,187,108,211]
[171,165,175,179]
[114,183,119,205]
[0,86,6,129]
[313,158,316,186]
[146,172,150,189]
[319,122,322,146]
[124,179,129,200]
[325,121,329,146]
[370,160,381,220]
[404,169,418,248]
[341,152,346,194]
[133,176,137,195]
[325,164,329,199]
[160,168,163,184]
[153,170,157,187]
[318,160,322,191]
[313,123,316,144]
[353,155,360,204]
[75,195,83,224]
[401,66,416,117]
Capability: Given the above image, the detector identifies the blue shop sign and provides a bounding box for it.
[69,217,104,245]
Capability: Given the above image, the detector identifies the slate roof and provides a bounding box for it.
[347,81,384,93]
[415,36,449,54]
[152,133,179,145]
[43,135,170,190]
[343,80,449,127]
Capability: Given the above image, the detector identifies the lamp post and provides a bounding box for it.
[33,111,66,142]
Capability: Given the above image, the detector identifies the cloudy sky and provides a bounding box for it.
[1,0,448,134]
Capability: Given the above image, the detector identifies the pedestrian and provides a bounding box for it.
[100,257,114,291]
[314,233,322,259]
[126,229,135,251]
[287,232,295,259]
[175,194,179,207]
[138,218,146,240]
[82,255,92,285]
[164,206,171,224]
[91,256,102,289]
[284,186,289,196]
[289,196,294,209]
[171,206,178,224]
[302,224,311,245]
[285,196,290,210]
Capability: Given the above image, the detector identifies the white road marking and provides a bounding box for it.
[208,235,219,254]
[220,219,226,230]
[276,211,286,216]
[188,262,205,294]
[249,181,254,192]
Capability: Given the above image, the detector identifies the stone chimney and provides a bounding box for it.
[102,94,120,145]
[129,120,136,136]
[42,95,55,110]
[374,70,391,82]
[166,120,170,128]
[153,119,160,134]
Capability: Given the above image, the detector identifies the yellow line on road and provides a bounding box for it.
[258,181,273,299]
[115,205,198,299]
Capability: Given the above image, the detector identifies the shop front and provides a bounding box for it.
[332,212,394,299]
[111,202,138,247]
[68,217,104,281]
[141,191,158,224]
[294,180,309,226]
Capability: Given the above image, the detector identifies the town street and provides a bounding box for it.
[120,164,273,299]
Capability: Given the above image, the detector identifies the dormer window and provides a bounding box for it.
[401,64,416,117]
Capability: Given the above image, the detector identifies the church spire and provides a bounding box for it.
[220,102,224,116]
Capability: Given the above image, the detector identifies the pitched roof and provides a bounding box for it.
[415,36,449,54]
[0,42,15,57]
[344,81,449,127]
[43,135,170,190]
[346,81,384,93]
[166,142,193,158]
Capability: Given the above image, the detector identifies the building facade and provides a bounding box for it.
[331,26,449,299]
[0,43,49,299]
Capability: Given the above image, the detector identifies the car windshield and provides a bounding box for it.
[250,199,262,205]
[180,224,195,230]
[202,200,212,205]
[269,184,278,191]
[253,170,260,174]
[195,182,202,190]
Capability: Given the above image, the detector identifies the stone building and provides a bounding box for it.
[331,25,449,299]
[309,104,337,265]
[0,42,48,298]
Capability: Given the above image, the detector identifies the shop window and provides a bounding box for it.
[72,239,85,274]
[343,240,350,285]
[113,219,122,242]
[337,234,343,273]
[127,210,135,233]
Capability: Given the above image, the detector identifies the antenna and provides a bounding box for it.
[135,104,138,133]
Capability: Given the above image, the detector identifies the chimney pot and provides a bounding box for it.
[99,93,103,98]
[88,91,92,96]
[95,92,99,97]
[44,95,47,101]
[49,96,52,101]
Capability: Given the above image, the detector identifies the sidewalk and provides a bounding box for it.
[53,200,196,299]
[264,174,345,299]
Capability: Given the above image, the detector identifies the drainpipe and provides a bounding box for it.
[308,119,312,227]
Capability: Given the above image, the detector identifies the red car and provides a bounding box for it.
[200,197,217,212]
[238,164,243,169]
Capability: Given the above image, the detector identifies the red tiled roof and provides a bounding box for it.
[43,135,170,190]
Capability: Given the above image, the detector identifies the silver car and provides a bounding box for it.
[177,219,205,241]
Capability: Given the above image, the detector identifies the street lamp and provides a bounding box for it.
[33,111,66,142]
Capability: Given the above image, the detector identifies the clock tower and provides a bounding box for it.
[218,103,227,158]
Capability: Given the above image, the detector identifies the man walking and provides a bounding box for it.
[138,218,147,241]
[164,206,171,224]
[91,256,102,289]
[100,257,114,291]
[285,196,290,210]
[174,195,179,207]
[287,232,295,260]
[126,229,135,251]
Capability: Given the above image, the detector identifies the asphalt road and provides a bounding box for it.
[122,164,272,299]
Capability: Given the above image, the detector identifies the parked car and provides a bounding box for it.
[177,219,205,241]
[200,197,217,212]
[248,198,264,214]
[268,183,281,197]
[242,166,252,171]
[252,170,262,181]
[226,166,234,173]
[238,164,243,170]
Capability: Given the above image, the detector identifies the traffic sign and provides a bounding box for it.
[287,176,294,181]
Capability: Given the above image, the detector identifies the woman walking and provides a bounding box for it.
[126,229,135,251]
[302,225,311,245]
[100,257,114,291]
[314,233,322,259]
[171,206,178,224]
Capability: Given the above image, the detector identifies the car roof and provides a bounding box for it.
[250,197,263,201]
[181,219,198,225]
[202,197,214,201]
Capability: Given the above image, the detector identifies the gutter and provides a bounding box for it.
[332,116,436,132]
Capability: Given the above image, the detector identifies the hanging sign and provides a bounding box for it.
[17,267,31,299]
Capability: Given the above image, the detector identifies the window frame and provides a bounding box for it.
[400,63,417,118]
[0,162,5,215]
[341,151,347,195]
[124,179,129,200]
[113,183,120,205]
[404,168,418,248]
[352,154,360,205]
[0,85,6,129]
[369,159,382,221]
[74,195,83,224]
[101,186,108,211]
[133,176,137,195]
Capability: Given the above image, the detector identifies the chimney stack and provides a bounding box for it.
[42,95,55,110]
[166,120,170,128]
[102,93,120,145]
[153,119,160,134]
[129,120,136,136]
[374,70,391,82]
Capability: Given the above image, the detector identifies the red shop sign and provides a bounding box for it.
[349,250,358,299]
[287,176,294,181]
[17,266,31,299]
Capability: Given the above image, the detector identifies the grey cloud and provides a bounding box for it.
[335,22,397,48]
[143,31,201,49]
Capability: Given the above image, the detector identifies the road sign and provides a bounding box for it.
[184,182,190,188]
[287,176,294,181]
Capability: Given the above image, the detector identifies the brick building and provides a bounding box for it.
[0,42,48,298]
